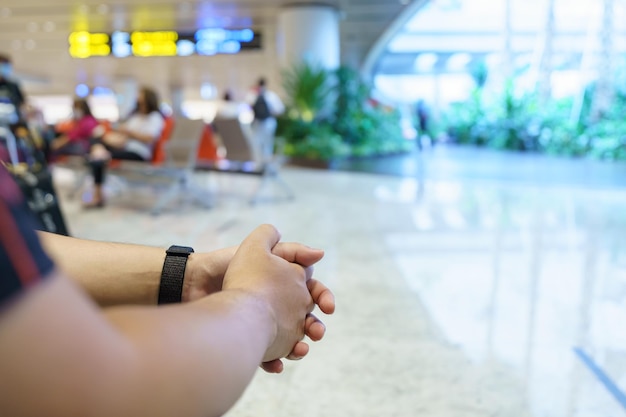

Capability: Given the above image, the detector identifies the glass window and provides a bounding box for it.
[373,0,626,107]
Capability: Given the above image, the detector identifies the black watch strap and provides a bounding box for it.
[158,245,194,305]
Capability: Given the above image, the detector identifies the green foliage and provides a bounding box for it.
[277,117,350,160]
[469,60,489,89]
[443,89,488,146]
[334,66,370,144]
[282,122,350,161]
[582,117,626,160]
[487,82,544,152]
[345,105,410,157]
[277,63,409,161]
[282,63,334,122]
[442,73,626,161]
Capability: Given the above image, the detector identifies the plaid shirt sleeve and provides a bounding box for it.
[0,165,54,307]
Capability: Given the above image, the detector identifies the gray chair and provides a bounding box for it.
[110,118,211,215]
[207,117,294,204]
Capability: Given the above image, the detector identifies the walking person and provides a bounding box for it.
[246,78,285,161]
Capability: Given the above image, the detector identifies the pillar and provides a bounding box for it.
[169,85,185,118]
[277,3,340,70]
[112,77,138,119]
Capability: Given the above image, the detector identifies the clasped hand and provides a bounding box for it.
[186,224,335,373]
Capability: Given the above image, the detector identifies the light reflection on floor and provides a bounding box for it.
[388,178,626,417]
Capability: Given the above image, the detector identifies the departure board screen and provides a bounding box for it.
[69,29,261,58]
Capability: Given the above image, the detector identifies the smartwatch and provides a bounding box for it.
[158,245,194,305]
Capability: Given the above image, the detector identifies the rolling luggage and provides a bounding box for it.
[0,123,70,236]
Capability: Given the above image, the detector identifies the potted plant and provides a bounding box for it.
[277,62,410,167]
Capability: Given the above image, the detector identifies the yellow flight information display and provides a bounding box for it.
[131,31,178,57]
[69,32,110,58]
[68,29,261,58]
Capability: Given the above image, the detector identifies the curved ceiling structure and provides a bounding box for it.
[366,0,626,104]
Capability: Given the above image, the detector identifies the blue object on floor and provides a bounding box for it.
[573,347,626,410]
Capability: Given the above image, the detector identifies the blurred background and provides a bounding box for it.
[3,1,626,416]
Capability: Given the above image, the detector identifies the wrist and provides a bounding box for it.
[229,289,278,353]
[181,252,220,303]
[182,253,200,303]
[182,247,237,303]
[159,245,194,305]
[192,287,278,362]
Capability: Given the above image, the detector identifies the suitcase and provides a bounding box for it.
[0,124,70,236]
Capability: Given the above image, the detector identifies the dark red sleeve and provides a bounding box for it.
[0,165,54,307]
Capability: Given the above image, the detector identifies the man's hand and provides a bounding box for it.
[184,239,335,372]
[183,243,327,302]
[261,242,334,373]
[222,225,316,362]
[261,277,335,373]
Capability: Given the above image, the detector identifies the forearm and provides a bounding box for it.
[105,290,275,417]
[38,232,229,306]
[38,232,164,306]
[0,277,275,417]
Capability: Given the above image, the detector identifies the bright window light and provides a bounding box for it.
[373,0,626,103]
[413,53,439,73]
[446,53,472,72]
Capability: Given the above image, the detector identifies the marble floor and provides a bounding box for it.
[52,155,626,417]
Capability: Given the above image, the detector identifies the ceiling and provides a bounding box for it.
[375,0,626,76]
[0,0,409,96]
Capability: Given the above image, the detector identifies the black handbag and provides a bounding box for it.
[1,124,70,236]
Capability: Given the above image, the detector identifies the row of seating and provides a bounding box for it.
[63,117,294,215]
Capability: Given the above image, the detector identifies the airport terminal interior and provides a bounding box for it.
[3,0,626,416]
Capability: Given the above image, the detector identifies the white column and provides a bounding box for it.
[112,77,138,119]
[277,4,340,70]
[169,85,185,118]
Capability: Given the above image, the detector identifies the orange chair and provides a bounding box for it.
[196,124,220,162]
[54,118,77,135]
[151,116,175,165]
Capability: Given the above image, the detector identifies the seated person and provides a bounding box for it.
[86,86,164,208]
[49,98,99,158]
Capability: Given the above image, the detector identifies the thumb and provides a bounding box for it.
[238,224,282,255]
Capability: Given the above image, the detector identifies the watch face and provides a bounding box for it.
[167,245,194,256]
